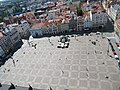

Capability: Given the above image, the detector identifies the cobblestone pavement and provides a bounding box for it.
[0,34,120,90]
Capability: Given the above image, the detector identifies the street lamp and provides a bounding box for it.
[107,38,110,55]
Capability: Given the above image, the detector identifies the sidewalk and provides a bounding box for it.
[110,38,120,58]
[104,33,120,60]
[114,32,120,43]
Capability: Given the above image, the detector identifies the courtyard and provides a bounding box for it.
[0,34,120,90]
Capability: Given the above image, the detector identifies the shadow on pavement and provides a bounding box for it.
[0,41,23,67]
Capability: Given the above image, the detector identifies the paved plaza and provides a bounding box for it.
[0,34,120,90]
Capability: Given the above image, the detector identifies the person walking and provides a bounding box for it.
[11,56,15,67]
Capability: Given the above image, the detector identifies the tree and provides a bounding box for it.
[76,7,83,16]
[13,7,22,14]
[0,11,8,22]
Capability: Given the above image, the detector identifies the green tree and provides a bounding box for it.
[0,11,8,22]
[13,7,22,13]
[76,7,83,16]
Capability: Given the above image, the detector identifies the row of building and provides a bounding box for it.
[28,0,108,38]
[0,0,120,59]
[0,20,31,60]
[102,0,120,36]
[108,4,120,37]
[0,27,22,60]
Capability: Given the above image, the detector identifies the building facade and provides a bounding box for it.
[0,27,22,59]
[77,16,84,31]
[4,27,22,51]
[90,10,108,28]
[30,23,43,38]
[108,4,120,21]
[84,15,93,30]
[114,19,120,36]
[7,21,31,39]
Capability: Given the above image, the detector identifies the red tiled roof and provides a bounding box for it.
[32,23,44,29]
[115,19,120,23]
[0,32,3,39]
[82,3,88,7]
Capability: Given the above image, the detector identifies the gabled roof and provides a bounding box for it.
[115,19,120,24]
[32,23,44,29]
[0,32,3,38]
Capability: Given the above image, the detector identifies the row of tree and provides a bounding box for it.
[0,11,7,22]
[0,6,23,22]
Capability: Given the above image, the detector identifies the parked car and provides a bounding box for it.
[57,42,69,48]
[58,36,70,42]
[57,36,70,48]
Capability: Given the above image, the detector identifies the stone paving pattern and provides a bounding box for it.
[0,34,120,90]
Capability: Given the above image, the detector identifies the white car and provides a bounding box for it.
[57,36,70,48]
[57,42,69,48]
[115,55,119,59]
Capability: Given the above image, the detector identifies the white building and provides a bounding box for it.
[19,20,31,39]
[81,3,92,12]
[7,20,31,39]
[5,27,22,50]
[77,16,84,31]
[47,9,60,20]
[48,23,58,34]
[108,4,120,21]
[90,10,108,28]
[84,15,93,30]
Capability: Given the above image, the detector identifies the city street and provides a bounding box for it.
[0,34,120,90]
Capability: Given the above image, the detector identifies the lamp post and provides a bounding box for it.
[107,38,110,55]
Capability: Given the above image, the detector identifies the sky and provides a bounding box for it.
[0,0,6,1]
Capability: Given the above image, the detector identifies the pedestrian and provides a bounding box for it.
[34,44,37,49]
[28,84,33,90]
[109,55,113,58]
[62,70,64,74]
[0,83,2,87]
[34,46,36,49]
[86,73,89,77]
[28,41,30,47]
[8,69,10,72]
[11,57,15,67]
[10,56,15,66]
[9,83,15,90]
[49,86,52,90]
[105,76,109,79]
[107,50,109,55]
[102,62,105,64]
[86,68,89,71]
[95,50,97,54]
[51,43,53,46]
[118,61,120,70]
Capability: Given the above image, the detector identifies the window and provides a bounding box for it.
[14,36,18,41]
